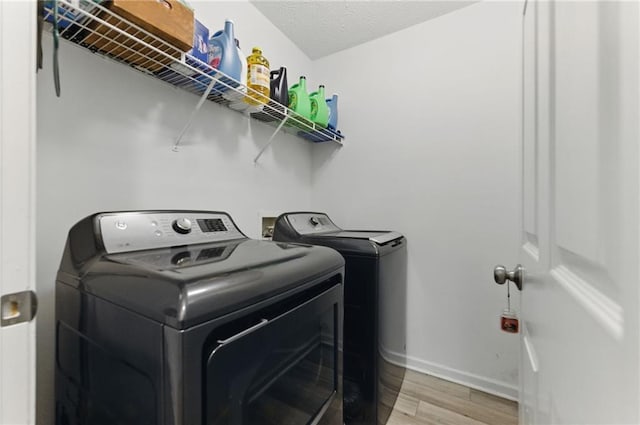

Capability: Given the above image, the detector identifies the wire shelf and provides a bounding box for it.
[43,0,344,146]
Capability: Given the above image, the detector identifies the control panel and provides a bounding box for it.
[286,213,341,235]
[99,211,245,254]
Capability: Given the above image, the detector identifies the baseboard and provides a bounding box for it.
[380,347,519,402]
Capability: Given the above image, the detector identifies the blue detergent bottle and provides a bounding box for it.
[207,20,242,92]
[326,94,339,130]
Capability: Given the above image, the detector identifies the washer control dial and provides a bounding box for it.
[171,251,192,266]
[172,218,192,234]
[309,216,320,226]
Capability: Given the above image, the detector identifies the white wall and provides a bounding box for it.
[36,2,315,423]
[311,2,522,398]
[35,1,523,422]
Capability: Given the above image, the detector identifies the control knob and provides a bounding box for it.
[171,251,192,266]
[172,218,192,234]
[309,216,320,226]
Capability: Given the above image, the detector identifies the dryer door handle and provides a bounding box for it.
[217,318,269,345]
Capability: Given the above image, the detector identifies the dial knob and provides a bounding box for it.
[171,251,192,266]
[309,216,320,226]
[172,218,192,234]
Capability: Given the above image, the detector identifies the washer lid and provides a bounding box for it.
[317,231,403,245]
[57,211,345,329]
[107,239,305,278]
[59,239,344,329]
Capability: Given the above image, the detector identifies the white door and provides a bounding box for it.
[518,0,639,424]
[0,1,37,424]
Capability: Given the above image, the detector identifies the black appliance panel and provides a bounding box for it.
[56,283,163,425]
[205,283,341,425]
[272,212,407,425]
[56,210,346,425]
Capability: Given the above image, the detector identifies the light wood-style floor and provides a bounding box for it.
[385,369,518,425]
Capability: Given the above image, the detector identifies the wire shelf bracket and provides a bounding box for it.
[173,76,217,152]
[254,117,288,164]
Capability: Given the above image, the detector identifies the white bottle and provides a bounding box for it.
[224,38,247,103]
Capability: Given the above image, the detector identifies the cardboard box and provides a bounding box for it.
[85,0,194,72]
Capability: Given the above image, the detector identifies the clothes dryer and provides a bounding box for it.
[273,212,407,425]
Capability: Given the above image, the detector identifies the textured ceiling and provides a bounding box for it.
[250,1,477,59]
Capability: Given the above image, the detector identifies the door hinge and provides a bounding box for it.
[1,291,37,327]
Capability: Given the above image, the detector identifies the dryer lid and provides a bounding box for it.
[316,230,403,245]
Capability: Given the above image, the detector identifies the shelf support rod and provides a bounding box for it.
[254,116,288,164]
[172,77,218,151]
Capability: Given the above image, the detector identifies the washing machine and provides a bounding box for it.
[273,212,407,425]
[55,210,344,425]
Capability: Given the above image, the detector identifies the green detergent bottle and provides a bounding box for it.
[309,85,329,128]
[288,76,312,126]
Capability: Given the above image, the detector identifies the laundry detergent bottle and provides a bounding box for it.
[326,94,339,130]
[288,76,311,123]
[249,67,288,121]
[309,85,329,128]
[207,20,242,92]
[224,38,247,102]
[269,67,288,106]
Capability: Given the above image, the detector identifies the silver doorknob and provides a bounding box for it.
[494,264,523,291]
